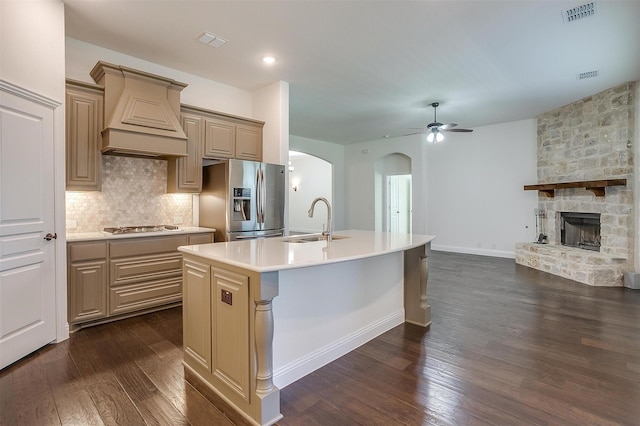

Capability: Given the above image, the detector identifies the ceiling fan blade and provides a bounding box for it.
[444,128,473,133]
[439,123,458,130]
[403,131,426,136]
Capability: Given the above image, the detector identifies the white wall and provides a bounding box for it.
[289,135,346,231]
[2,1,65,101]
[65,37,254,118]
[344,135,428,234]
[426,119,538,257]
[288,154,333,233]
[342,119,538,257]
[254,81,290,166]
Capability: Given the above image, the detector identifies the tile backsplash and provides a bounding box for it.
[66,156,194,233]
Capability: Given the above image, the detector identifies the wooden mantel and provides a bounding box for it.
[524,179,627,198]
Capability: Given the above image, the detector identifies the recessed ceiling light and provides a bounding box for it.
[262,56,276,65]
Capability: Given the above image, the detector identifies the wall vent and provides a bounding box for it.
[562,1,598,23]
[577,70,599,80]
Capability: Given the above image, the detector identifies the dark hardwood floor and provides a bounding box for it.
[2,251,640,425]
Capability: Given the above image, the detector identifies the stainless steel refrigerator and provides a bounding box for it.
[199,159,286,241]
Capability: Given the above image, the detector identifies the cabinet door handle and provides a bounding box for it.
[44,232,57,241]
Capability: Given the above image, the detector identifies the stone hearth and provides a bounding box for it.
[516,82,635,287]
[516,243,625,286]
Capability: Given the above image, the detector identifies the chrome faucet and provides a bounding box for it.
[308,197,332,241]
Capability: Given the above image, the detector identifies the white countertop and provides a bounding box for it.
[178,229,435,273]
[66,226,215,242]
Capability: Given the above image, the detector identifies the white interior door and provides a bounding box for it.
[387,175,412,234]
[0,84,57,369]
[388,176,400,233]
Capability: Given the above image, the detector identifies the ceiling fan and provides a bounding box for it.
[407,102,473,142]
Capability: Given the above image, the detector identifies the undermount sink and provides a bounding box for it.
[282,234,349,243]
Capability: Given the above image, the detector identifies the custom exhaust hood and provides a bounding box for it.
[90,61,188,158]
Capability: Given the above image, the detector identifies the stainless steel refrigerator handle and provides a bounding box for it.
[256,167,264,224]
[260,167,267,223]
[234,232,283,240]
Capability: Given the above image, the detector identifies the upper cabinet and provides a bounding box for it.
[65,80,104,191]
[167,109,203,193]
[167,105,264,193]
[191,105,264,162]
[203,116,236,158]
[65,71,263,194]
[235,123,263,161]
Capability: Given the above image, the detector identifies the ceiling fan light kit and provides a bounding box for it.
[406,101,473,142]
[426,131,444,143]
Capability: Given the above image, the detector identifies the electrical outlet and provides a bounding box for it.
[173,216,183,225]
[66,220,77,229]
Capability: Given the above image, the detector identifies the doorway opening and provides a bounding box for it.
[375,153,412,233]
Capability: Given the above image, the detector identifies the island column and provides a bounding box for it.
[404,242,431,327]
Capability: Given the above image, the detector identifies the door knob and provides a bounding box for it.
[44,233,57,241]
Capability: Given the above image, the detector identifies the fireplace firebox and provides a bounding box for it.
[560,212,601,251]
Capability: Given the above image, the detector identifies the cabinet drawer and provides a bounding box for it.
[109,235,188,258]
[109,277,182,315]
[110,253,182,287]
[68,241,108,262]
[188,233,214,245]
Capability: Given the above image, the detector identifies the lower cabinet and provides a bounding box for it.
[183,258,212,372]
[68,242,108,323]
[68,232,214,327]
[211,267,250,401]
[183,261,250,401]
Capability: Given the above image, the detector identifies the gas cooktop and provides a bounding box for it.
[102,225,180,235]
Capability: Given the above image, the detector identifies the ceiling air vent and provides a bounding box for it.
[562,1,598,23]
[577,70,598,80]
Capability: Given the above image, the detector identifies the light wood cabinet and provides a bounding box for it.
[181,253,280,424]
[211,267,250,400]
[182,104,264,163]
[183,258,212,373]
[108,235,187,316]
[167,105,263,193]
[167,110,203,193]
[235,123,263,161]
[182,261,250,401]
[68,242,108,324]
[65,80,104,191]
[67,231,214,328]
[188,233,215,245]
[203,116,236,158]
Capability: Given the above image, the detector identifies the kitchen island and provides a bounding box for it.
[178,229,435,426]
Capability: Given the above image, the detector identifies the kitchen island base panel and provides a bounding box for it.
[272,309,404,389]
[184,366,283,426]
[271,252,404,389]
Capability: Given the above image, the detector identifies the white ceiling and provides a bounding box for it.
[63,0,640,145]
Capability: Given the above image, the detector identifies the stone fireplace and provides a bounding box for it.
[516,82,635,286]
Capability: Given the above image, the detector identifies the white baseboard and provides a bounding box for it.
[273,309,404,389]
[431,244,515,259]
